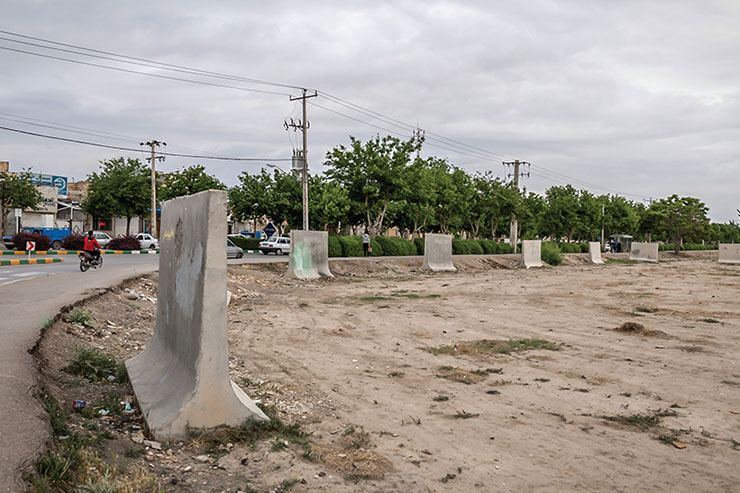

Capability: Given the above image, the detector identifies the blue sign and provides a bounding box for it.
[263,223,277,237]
[29,173,68,196]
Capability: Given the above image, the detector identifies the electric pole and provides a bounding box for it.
[141,140,166,238]
[502,160,530,254]
[288,89,317,230]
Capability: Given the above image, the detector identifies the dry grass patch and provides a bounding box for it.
[435,366,502,385]
[614,322,669,338]
[426,337,560,357]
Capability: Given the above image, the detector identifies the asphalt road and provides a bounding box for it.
[0,254,159,492]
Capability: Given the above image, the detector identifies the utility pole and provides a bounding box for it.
[413,126,425,158]
[288,89,317,230]
[141,140,166,238]
[502,160,530,254]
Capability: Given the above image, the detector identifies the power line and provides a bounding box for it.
[0,45,291,97]
[0,30,654,200]
[0,125,292,162]
[0,30,305,91]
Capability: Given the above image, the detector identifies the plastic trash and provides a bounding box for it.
[486,390,501,395]
[72,400,87,409]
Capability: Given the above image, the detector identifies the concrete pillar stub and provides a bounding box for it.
[420,233,456,272]
[629,242,659,262]
[718,243,740,264]
[126,190,268,440]
[520,240,543,268]
[588,242,604,264]
[286,230,333,280]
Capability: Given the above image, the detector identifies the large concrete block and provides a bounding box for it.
[588,242,604,264]
[630,242,659,262]
[286,230,333,280]
[718,243,740,264]
[520,240,543,268]
[126,190,268,440]
[420,233,456,272]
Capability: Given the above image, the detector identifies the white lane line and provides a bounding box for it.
[11,271,45,277]
[0,272,54,288]
[0,277,7,282]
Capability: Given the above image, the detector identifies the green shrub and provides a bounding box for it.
[414,237,425,255]
[452,239,484,255]
[338,235,363,257]
[580,242,589,253]
[478,239,496,254]
[498,242,514,254]
[328,235,342,257]
[369,237,384,256]
[541,242,563,265]
[229,236,260,250]
[374,236,416,256]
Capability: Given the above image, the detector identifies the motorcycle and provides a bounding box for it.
[79,251,103,272]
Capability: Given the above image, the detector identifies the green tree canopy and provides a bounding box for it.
[0,171,42,236]
[309,174,350,232]
[160,165,225,202]
[650,194,709,253]
[228,170,271,231]
[324,134,421,235]
[83,157,151,235]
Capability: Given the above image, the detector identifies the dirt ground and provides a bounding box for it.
[34,252,740,492]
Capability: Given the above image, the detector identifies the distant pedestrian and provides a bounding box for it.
[362,230,370,256]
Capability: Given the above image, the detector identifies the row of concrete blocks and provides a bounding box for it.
[126,191,740,441]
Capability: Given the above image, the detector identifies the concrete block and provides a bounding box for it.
[588,242,604,264]
[520,240,543,268]
[126,190,268,440]
[286,230,333,280]
[420,233,456,272]
[630,242,659,262]
[718,243,740,264]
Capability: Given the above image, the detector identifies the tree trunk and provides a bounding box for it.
[0,202,6,237]
[126,216,132,236]
[674,235,682,255]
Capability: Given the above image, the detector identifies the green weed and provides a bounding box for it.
[426,337,560,356]
[601,409,677,431]
[63,348,128,383]
[66,308,94,328]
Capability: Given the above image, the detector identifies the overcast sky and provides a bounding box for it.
[1,1,738,221]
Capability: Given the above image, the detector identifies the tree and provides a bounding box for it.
[324,134,421,235]
[83,157,151,235]
[395,158,439,237]
[650,195,710,254]
[602,195,641,240]
[0,171,42,237]
[160,165,225,201]
[541,185,580,241]
[265,170,302,233]
[309,174,350,231]
[228,170,271,232]
[432,164,471,235]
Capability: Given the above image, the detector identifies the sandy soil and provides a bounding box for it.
[35,252,740,492]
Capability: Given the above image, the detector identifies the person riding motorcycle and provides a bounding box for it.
[83,231,101,262]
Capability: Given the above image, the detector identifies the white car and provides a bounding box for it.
[135,233,159,250]
[92,231,113,249]
[258,236,291,255]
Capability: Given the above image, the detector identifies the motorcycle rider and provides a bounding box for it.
[83,230,101,262]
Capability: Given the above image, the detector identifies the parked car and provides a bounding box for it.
[92,231,113,249]
[227,239,244,259]
[135,233,159,250]
[2,227,71,250]
[258,236,291,255]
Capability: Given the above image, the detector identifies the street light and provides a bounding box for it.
[265,163,288,174]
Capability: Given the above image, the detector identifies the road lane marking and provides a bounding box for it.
[11,271,44,277]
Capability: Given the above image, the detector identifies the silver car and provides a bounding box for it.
[227,239,244,259]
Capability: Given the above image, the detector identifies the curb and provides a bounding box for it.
[1,250,159,255]
[0,257,64,266]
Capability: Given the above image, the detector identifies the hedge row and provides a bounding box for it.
[542,241,589,254]
[658,243,718,251]
[228,236,261,250]
[327,236,514,257]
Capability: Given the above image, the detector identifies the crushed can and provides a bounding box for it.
[73,400,87,409]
